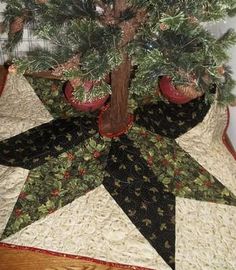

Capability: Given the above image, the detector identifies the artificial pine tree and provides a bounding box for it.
[1,0,236,135]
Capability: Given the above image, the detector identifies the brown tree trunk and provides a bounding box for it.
[100,0,132,134]
[100,53,132,134]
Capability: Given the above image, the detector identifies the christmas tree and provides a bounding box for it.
[1,0,236,135]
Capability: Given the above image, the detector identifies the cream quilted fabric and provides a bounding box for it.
[0,74,52,237]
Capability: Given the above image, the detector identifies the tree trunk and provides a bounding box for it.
[100,0,132,135]
[100,52,131,135]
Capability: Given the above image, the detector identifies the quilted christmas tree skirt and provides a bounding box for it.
[0,73,236,270]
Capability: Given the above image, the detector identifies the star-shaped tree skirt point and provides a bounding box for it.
[0,77,235,270]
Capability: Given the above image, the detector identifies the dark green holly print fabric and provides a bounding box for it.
[135,95,210,138]
[0,116,97,169]
[27,78,80,119]
[103,135,176,269]
[128,126,236,205]
[1,136,111,240]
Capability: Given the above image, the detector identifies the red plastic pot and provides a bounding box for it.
[64,81,109,112]
[159,76,194,104]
